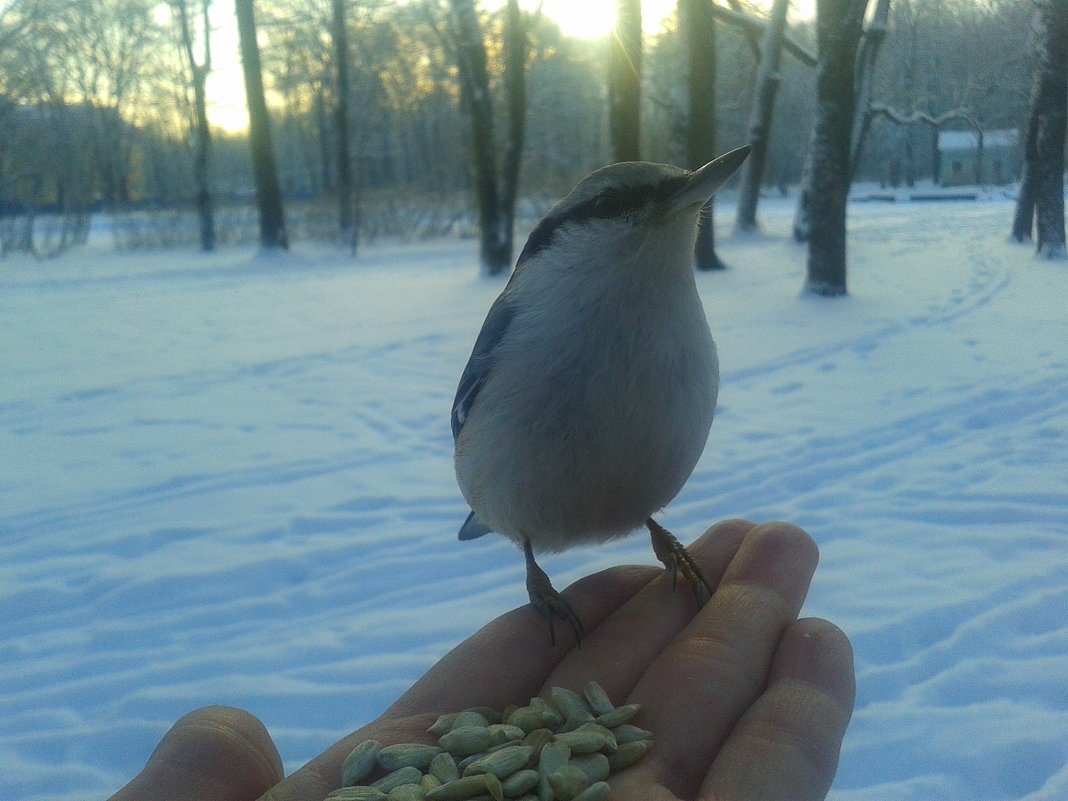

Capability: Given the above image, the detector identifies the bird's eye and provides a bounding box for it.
[593,192,624,218]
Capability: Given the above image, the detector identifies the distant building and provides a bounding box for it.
[935,128,1021,186]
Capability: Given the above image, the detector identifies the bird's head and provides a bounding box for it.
[516,145,751,273]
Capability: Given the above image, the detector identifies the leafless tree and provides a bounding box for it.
[444,0,530,274]
[172,0,215,251]
[332,0,356,251]
[609,0,641,162]
[680,0,726,270]
[236,0,288,249]
[1012,0,1067,258]
[805,0,869,296]
[735,0,790,233]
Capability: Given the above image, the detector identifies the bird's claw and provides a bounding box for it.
[647,518,714,606]
[524,539,583,646]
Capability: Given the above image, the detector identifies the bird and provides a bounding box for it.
[451,146,751,644]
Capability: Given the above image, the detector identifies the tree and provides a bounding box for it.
[1012,0,1067,258]
[805,0,869,296]
[735,0,790,233]
[332,0,356,251]
[236,0,288,250]
[792,0,885,245]
[172,0,215,251]
[609,0,641,162]
[449,0,505,273]
[498,0,527,264]
[445,0,530,275]
[681,0,725,270]
[847,0,891,178]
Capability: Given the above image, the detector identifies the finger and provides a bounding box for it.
[626,522,820,797]
[543,518,754,702]
[702,618,855,801]
[385,561,658,719]
[107,706,282,801]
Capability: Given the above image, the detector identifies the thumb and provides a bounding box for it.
[107,706,283,801]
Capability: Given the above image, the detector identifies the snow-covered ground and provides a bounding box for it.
[1,195,1065,801]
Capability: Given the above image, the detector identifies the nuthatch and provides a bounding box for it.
[452,146,751,644]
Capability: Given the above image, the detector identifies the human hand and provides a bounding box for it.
[108,519,854,801]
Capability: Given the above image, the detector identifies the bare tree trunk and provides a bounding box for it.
[609,0,641,162]
[805,0,869,296]
[176,0,215,251]
[1014,0,1067,257]
[450,0,508,274]
[849,0,891,178]
[795,0,882,243]
[497,0,527,267]
[1012,135,1037,242]
[681,0,723,269]
[236,0,287,250]
[735,0,789,233]
[792,138,815,241]
[332,0,356,252]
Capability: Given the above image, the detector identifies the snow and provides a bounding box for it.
[1,195,1066,801]
[938,129,1020,151]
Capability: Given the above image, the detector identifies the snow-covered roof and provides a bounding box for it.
[938,128,1019,151]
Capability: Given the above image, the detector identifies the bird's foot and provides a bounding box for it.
[647,518,714,606]
[524,539,583,646]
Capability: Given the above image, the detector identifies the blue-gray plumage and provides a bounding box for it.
[452,147,751,644]
[451,296,517,442]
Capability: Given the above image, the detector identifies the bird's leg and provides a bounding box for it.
[647,518,714,606]
[523,538,583,646]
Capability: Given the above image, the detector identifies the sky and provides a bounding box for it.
[205,0,817,133]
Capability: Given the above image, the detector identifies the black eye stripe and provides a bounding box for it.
[517,175,689,265]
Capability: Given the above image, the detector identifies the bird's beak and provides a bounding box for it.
[666,145,751,215]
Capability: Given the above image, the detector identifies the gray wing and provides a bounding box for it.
[451,293,517,441]
[452,292,519,541]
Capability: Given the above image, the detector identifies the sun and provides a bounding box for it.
[535,0,683,38]
[536,0,617,39]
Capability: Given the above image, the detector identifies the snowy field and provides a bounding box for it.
[1,194,1066,801]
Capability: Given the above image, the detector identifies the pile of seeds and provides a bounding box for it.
[325,681,652,801]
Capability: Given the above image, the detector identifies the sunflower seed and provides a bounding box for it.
[439,725,492,756]
[500,769,539,797]
[569,754,609,784]
[325,788,389,801]
[342,741,383,787]
[425,774,503,801]
[462,745,534,779]
[549,687,591,721]
[581,683,615,717]
[372,767,424,793]
[612,724,653,744]
[378,744,445,772]
[546,765,590,801]
[592,704,640,729]
[606,740,651,771]
[429,752,460,783]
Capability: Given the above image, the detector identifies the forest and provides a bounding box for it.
[0,0,1059,275]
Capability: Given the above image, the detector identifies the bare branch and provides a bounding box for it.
[868,103,979,129]
[707,3,817,68]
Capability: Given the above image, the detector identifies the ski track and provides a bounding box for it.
[1,199,1066,800]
